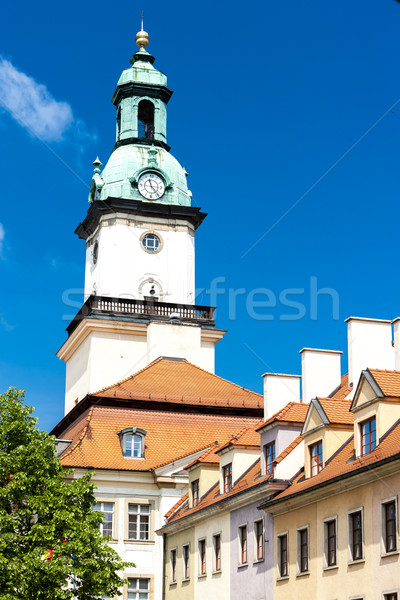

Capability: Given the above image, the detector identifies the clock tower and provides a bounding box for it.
[58,27,226,414]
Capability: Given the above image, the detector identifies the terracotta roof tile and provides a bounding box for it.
[369,369,400,397]
[317,397,353,426]
[92,357,263,409]
[330,374,352,399]
[165,493,188,520]
[166,457,277,524]
[217,425,261,452]
[57,405,260,471]
[256,402,309,431]
[184,444,221,470]
[270,419,400,503]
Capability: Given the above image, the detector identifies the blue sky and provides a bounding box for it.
[0,0,400,431]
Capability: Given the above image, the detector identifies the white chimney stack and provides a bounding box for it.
[262,373,301,420]
[300,348,342,403]
[393,318,400,370]
[346,317,394,392]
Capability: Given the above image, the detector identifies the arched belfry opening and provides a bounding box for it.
[138,100,155,140]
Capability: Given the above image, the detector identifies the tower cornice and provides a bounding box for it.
[111,81,173,107]
[75,197,207,240]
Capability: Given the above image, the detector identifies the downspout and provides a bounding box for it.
[162,532,166,600]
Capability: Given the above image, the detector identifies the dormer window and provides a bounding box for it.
[118,427,147,458]
[360,417,376,456]
[265,442,275,474]
[223,463,232,493]
[310,441,323,476]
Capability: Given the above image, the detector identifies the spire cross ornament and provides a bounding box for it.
[135,11,150,48]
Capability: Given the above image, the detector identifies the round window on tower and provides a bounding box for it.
[140,232,163,254]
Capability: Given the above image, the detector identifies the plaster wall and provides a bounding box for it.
[263,374,301,420]
[193,512,230,600]
[300,349,342,403]
[147,322,215,373]
[260,425,302,477]
[188,465,219,506]
[72,469,188,600]
[219,449,259,493]
[64,329,147,413]
[272,472,400,600]
[303,427,352,478]
[165,528,195,600]
[353,400,400,458]
[230,501,272,600]
[84,216,195,305]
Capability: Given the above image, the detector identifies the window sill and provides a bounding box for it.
[212,569,222,575]
[253,558,264,564]
[323,564,338,571]
[276,575,289,581]
[238,562,248,569]
[381,550,399,558]
[182,578,190,583]
[296,571,310,578]
[348,558,365,566]
[124,540,155,545]
[197,573,207,579]
[169,581,177,587]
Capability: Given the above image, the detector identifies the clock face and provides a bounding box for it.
[138,173,165,200]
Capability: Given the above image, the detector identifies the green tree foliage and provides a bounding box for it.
[0,388,130,599]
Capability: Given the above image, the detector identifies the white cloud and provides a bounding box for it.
[0,316,14,332]
[0,58,74,142]
[0,223,4,257]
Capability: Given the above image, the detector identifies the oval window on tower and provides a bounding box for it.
[141,232,162,253]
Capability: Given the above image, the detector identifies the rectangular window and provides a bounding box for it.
[349,510,363,561]
[192,479,199,507]
[277,533,288,578]
[238,525,248,565]
[127,578,150,600]
[170,548,177,583]
[199,539,206,576]
[324,518,337,567]
[213,534,221,572]
[384,594,398,600]
[254,519,264,561]
[93,502,114,537]
[223,464,232,493]
[265,442,276,474]
[310,441,323,476]
[383,500,397,554]
[297,527,309,573]
[128,504,150,541]
[360,417,376,456]
[182,544,190,580]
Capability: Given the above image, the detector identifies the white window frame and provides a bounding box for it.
[253,518,264,563]
[348,507,365,564]
[127,577,150,600]
[170,547,177,584]
[198,537,206,578]
[182,543,190,581]
[381,496,399,557]
[296,525,310,575]
[128,503,151,541]
[276,531,289,579]
[94,501,114,538]
[212,532,222,573]
[238,523,248,566]
[323,515,338,569]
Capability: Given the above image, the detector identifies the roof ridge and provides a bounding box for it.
[175,360,262,398]
[369,368,400,374]
[92,357,165,395]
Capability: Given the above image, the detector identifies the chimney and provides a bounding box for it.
[300,348,342,403]
[262,373,301,420]
[393,318,400,370]
[346,317,394,391]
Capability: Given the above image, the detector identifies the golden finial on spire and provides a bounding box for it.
[135,10,150,48]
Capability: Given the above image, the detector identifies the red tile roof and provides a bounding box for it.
[57,405,260,471]
[256,402,309,431]
[369,369,400,398]
[330,374,352,400]
[317,398,353,426]
[92,357,263,409]
[184,444,221,470]
[268,419,400,504]
[217,425,261,452]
